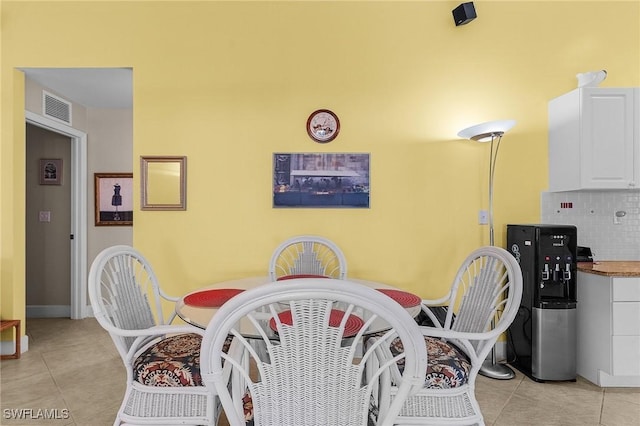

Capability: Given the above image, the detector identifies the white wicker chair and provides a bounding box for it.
[88,245,216,425]
[268,235,347,281]
[200,278,428,426]
[378,246,523,426]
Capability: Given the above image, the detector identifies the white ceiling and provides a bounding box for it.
[21,68,132,109]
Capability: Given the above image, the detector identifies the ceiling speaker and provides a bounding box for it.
[452,2,477,26]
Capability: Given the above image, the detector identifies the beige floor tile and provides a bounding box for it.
[43,343,118,377]
[518,377,602,424]
[494,392,601,426]
[3,318,640,426]
[601,389,640,426]
[0,370,63,408]
[475,369,526,423]
[70,401,120,426]
[26,318,112,354]
[476,387,513,425]
[604,387,640,405]
[0,393,71,425]
[57,370,123,424]
[0,351,49,382]
[477,367,528,393]
[514,376,603,406]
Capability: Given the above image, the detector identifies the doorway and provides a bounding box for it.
[25,111,88,319]
[25,123,72,317]
[22,67,132,320]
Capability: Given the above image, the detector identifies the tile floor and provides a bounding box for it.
[1,318,639,425]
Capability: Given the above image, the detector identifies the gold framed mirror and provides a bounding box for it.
[140,156,187,210]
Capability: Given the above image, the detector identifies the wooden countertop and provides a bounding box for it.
[577,261,640,277]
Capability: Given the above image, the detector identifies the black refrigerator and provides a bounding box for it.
[506,224,577,382]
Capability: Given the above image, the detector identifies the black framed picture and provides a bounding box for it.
[39,158,63,185]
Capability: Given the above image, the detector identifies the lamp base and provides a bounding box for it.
[479,360,515,380]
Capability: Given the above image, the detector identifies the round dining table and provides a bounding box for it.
[175,276,422,337]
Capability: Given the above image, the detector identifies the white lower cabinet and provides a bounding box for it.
[577,272,640,386]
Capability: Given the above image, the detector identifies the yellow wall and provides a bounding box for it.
[2,1,640,328]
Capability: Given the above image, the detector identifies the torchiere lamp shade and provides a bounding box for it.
[458,119,516,142]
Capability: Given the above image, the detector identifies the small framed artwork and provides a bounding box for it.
[95,173,134,226]
[39,158,63,185]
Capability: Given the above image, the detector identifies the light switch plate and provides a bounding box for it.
[478,210,488,225]
[39,211,51,222]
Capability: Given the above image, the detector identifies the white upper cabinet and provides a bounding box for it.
[548,88,639,191]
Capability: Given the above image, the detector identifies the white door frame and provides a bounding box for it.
[26,110,88,319]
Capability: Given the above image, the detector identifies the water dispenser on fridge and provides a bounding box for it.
[507,224,577,382]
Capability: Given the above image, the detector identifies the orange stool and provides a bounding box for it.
[1,319,21,360]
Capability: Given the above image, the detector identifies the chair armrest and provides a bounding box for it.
[418,324,507,364]
[108,323,203,338]
[150,324,205,337]
[121,325,205,364]
[421,294,451,306]
[160,291,180,303]
[418,325,503,342]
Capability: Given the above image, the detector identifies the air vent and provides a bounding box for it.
[42,91,72,125]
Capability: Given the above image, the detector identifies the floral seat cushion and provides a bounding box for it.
[390,335,471,388]
[133,332,234,387]
[133,333,254,423]
[133,333,204,386]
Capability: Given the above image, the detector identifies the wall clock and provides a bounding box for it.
[306,109,340,143]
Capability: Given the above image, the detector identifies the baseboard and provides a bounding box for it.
[85,305,94,317]
[0,335,28,356]
[598,371,640,387]
[26,305,70,318]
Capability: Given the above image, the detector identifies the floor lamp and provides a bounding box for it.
[458,119,516,380]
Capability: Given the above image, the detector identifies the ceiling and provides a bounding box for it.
[21,68,132,109]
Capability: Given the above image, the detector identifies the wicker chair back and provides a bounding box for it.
[268,235,347,281]
[386,246,523,426]
[200,278,427,426]
[89,245,215,426]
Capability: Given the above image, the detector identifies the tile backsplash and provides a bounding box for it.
[541,190,640,261]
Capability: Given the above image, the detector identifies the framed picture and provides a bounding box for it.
[95,173,133,226]
[39,158,63,185]
[273,153,370,208]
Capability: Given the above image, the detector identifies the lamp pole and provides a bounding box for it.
[457,119,517,380]
[488,132,501,246]
[479,131,516,380]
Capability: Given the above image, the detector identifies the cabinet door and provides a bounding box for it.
[581,88,636,189]
[576,272,612,382]
[612,302,640,335]
[612,277,640,301]
[612,336,640,376]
